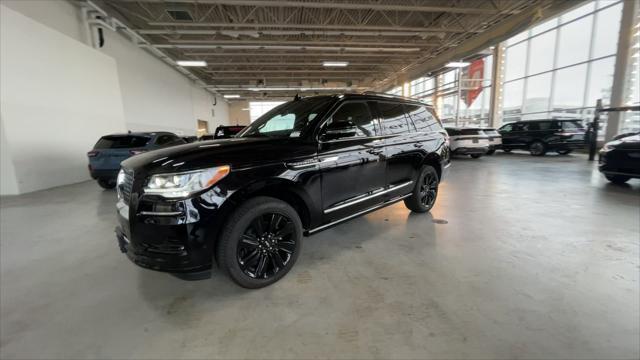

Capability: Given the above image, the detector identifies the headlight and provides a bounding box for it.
[144,165,230,198]
[602,142,619,152]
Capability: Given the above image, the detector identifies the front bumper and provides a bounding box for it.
[115,184,233,274]
[598,152,640,178]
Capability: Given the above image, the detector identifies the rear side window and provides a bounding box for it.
[94,135,150,149]
[405,104,441,132]
[156,134,182,145]
[562,121,584,130]
[377,102,413,135]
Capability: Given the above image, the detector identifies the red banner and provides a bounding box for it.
[462,59,484,107]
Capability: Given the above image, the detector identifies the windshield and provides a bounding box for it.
[238,97,335,138]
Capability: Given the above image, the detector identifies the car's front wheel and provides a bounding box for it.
[605,175,630,184]
[404,165,439,213]
[486,149,496,155]
[97,178,116,189]
[529,141,547,156]
[470,154,482,159]
[217,197,303,289]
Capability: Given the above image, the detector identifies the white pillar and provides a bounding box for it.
[489,43,505,128]
[605,0,638,141]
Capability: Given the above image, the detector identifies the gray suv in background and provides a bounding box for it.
[87,132,185,189]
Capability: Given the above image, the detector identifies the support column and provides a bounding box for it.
[605,0,638,141]
[489,43,505,128]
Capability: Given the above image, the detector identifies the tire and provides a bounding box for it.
[470,154,482,159]
[404,165,439,213]
[97,178,116,189]
[556,149,572,155]
[217,196,303,289]
[605,175,630,184]
[486,149,496,155]
[529,141,547,156]
[503,148,512,153]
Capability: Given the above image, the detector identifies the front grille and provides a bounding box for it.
[120,168,134,205]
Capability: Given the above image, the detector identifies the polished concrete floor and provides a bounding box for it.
[1,152,639,359]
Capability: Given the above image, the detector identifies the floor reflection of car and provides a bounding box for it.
[87,132,186,189]
[482,128,502,155]
[445,127,490,158]
[498,119,586,156]
[213,125,246,139]
[115,93,450,288]
[599,132,640,184]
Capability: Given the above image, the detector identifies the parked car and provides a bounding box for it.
[482,128,502,155]
[599,132,640,184]
[87,132,185,189]
[498,119,586,156]
[213,125,246,139]
[445,127,490,158]
[115,94,450,288]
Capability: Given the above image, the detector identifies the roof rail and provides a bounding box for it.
[361,91,426,103]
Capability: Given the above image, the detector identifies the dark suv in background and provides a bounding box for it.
[498,119,586,156]
[88,132,185,189]
[115,94,450,288]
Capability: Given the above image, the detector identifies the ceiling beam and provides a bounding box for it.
[165,39,440,47]
[204,70,377,73]
[137,29,446,38]
[120,0,514,15]
[183,52,412,58]
[153,44,421,52]
[145,22,467,33]
[201,62,395,66]
[206,75,369,79]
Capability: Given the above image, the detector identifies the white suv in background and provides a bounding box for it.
[445,127,490,159]
[482,128,502,155]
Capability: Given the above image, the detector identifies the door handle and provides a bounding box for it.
[367,148,383,155]
[414,143,424,148]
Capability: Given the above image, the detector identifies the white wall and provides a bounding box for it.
[228,101,252,126]
[0,5,127,194]
[1,0,230,136]
[0,0,231,194]
[0,119,19,195]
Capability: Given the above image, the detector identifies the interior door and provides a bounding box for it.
[317,101,386,222]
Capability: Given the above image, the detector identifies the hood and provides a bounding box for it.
[121,137,317,174]
[604,134,640,150]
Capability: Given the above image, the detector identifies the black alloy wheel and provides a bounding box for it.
[236,213,296,279]
[404,165,439,213]
[529,141,547,156]
[217,196,302,288]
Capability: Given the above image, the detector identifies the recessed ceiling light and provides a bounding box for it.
[322,61,349,67]
[223,94,240,98]
[176,60,207,67]
[445,61,470,68]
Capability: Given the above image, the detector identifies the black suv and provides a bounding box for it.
[115,94,450,288]
[498,119,585,156]
[599,132,640,184]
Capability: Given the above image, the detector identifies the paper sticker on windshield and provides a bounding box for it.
[290,131,301,137]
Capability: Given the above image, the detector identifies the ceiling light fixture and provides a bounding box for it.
[223,94,241,98]
[176,60,207,67]
[445,61,470,68]
[322,61,349,67]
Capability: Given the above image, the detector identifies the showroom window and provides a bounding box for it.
[500,0,623,132]
[386,86,402,96]
[249,101,285,122]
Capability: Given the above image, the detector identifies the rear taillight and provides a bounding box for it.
[87,150,99,157]
[129,150,146,156]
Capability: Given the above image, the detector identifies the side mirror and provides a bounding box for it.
[321,120,357,141]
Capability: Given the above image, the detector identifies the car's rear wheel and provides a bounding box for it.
[502,148,512,153]
[556,149,572,155]
[486,149,496,155]
[404,165,439,213]
[529,141,547,156]
[470,154,482,159]
[605,175,630,184]
[217,196,302,289]
[97,178,116,189]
